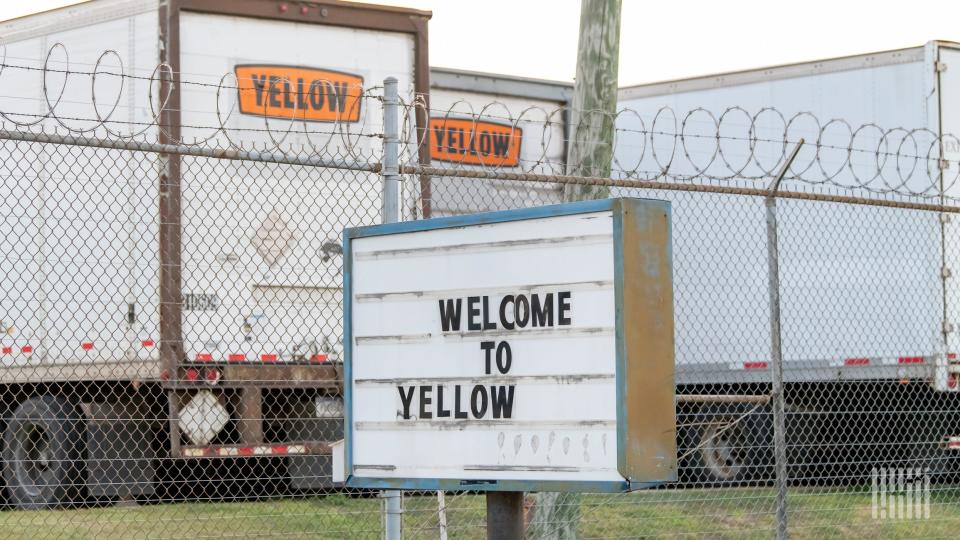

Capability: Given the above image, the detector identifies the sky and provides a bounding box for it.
[5,0,960,87]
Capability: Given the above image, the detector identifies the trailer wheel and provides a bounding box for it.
[2,396,85,509]
[908,440,951,480]
[907,425,958,484]
[681,403,772,485]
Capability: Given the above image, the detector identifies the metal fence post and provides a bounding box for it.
[381,76,403,540]
[382,77,401,225]
[766,140,804,540]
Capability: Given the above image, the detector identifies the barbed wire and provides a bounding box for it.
[3,43,960,199]
[0,43,385,160]
[400,100,960,200]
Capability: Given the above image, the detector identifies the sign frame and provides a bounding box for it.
[342,198,676,493]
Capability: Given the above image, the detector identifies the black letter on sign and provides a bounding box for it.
[480,341,496,375]
[433,125,446,153]
[531,293,554,327]
[398,386,415,419]
[446,127,457,153]
[251,75,267,106]
[496,341,512,374]
[470,385,488,418]
[438,299,462,331]
[268,76,282,107]
[492,132,511,157]
[331,81,349,112]
[467,296,481,331]
[499,295,515,330]
[282,78,295,108]
[454,385,468,419]
[309,80,325,110]
[491,385,515,419]
[296,78,308,109]
[419,386,433,419]
[558,291,572,325]
[436,386,451,418]
[479,132,491,155]
[481,296,496,330]
[514,295,530,328]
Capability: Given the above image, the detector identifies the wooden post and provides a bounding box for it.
[486,492,524,540]
[563,0,622,201]
[532,2,623,538]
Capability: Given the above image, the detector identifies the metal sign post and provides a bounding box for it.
[380,76,403,540]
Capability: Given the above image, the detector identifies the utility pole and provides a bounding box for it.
[563,0,622,201]
[530,1,622,539]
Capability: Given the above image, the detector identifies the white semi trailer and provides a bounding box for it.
[426,68,571,217]
[4,0,954,506]
[0,0,584,507]
[0,0,430,508]
[616,41,960,483]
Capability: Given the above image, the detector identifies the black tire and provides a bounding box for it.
[3,396,85,509]
[906,419,958,484]
[908,439,952,481]
[680,403,772,486]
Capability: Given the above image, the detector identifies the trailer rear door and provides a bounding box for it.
[428,70,571,216]
[176,9,420,364]
[937,43,960,372]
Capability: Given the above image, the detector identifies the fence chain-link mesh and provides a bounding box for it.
[0,50,960,538]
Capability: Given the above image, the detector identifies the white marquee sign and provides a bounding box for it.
[343,198,676,492]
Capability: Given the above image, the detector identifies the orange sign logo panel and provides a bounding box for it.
[429,118,522,167]
[235,65,363,123]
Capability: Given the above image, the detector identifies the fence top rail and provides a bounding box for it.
[408,163,960,214]
[404,100,960,200]
[2,45,960,200]
[1,125,955,213]
[0,128,380,171]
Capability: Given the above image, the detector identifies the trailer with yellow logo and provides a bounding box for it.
[0,0,429,507]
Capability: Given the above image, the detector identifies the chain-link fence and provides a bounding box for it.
[409,175,960,539]
[1,53,960,538]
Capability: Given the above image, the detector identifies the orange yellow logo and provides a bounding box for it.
[429,118,522,167]
[235,65,363,122]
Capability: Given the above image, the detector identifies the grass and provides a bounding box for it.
[0,487,958,538]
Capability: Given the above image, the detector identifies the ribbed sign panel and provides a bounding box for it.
[343,199,677,492]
